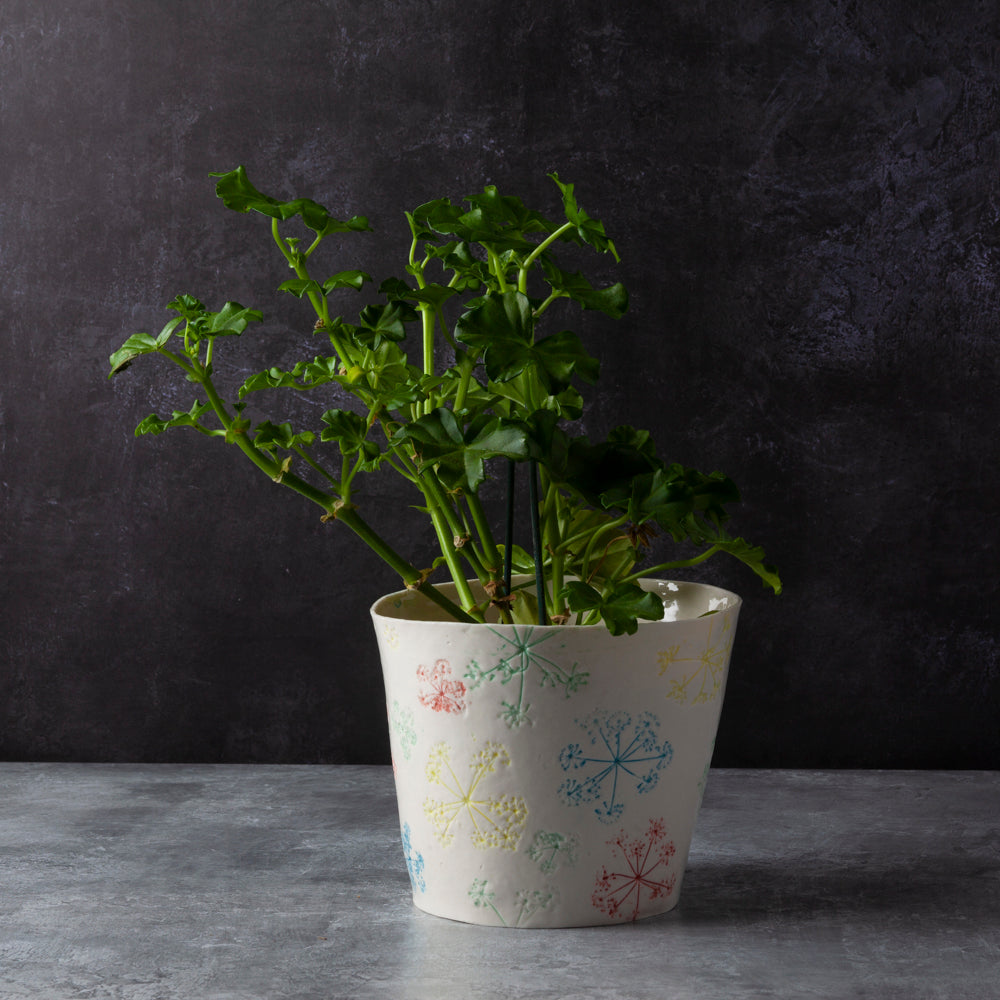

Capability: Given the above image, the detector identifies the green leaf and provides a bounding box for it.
[703,531,783,595]
[167,294,206,320]
[601,465,740,536]
[134,400,214,437]
[462,185,554,235]
[547,173,620,261]
[489,378,584,422]
[531,330,600,386]
[539,258,629,318]
[408,200,464,239]
[208,301,263,336]
[323,270,372,293]
[319,409,381,465]
[355,301,417,349]
[278,278,324,299]
[553,432,662,502]
[391,409,529,491]
[211,166,372,236]
[454,291,533,374]
[560,581,664,636]
[253,421,316,451]
[379,278,457,311]
[424,241,487,290]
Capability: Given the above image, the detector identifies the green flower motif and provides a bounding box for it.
[467,878,556,927]
[389,700,417,760]
[527,829,580,874]
[469,626,588,729]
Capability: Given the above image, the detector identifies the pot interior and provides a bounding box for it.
[371,576,741,625]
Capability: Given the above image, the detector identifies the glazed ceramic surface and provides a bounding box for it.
[371,578,740,927]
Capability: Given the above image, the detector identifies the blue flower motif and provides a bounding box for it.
[559,743,587,769]
[401,822,426,892]
[557,710,673,823]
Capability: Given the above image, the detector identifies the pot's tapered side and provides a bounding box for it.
[371,579,740,927]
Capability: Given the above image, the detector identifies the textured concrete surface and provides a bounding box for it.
[1,766,997,999]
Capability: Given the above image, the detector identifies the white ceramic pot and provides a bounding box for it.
[371,578,740,927]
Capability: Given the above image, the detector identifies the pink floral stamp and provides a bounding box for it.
[417,659,467,714]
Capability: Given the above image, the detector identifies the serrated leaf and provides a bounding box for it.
[319,409,382,468]
[134,400,213,436]
[323,270,372,293]
[109,333,160,376]
[454,291,596,389]
[355,301,417,349]
[704,531,783,595]
[391,409,529,491]
[211,166,372,236]
[560,580,664,636]
[279,278,324,299]
[462,185,555,234]
[539,258,629,318]
[208,301,263,336]
[547,173,620,261]
[253,420,316,451]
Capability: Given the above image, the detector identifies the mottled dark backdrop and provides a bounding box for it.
[2,1,998,766]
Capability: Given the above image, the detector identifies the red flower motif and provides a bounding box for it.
[417,659,467,714]
[592,817,677,922]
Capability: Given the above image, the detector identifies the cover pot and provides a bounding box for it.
[371,578,740,927]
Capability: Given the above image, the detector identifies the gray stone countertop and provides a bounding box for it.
[1,765,997,999]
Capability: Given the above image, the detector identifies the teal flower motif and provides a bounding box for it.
[465,626,588,728]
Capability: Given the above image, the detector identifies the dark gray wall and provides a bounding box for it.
[2,0,998,766]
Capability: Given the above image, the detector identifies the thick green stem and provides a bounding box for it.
[622,545,722,583]
[518,221,575,293]
[544,483,567,616]
[464,492,502,578]
[452,352,476,413]
[419,470,481,613]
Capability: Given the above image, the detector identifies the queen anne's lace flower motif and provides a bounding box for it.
[592,817,677,922]
[423,741,527,849]
[558,710,673,823]
[417,658,467,714]
[468,878,556,926]
[463,626,587,728]
[656,614,734,704]
[526,829,580,874]
[400,822,426,892]
[389,700,417,761]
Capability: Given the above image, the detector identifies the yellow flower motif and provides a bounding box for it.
[656,617,734,705]
[422,741,527,850]
[382,624,400,649]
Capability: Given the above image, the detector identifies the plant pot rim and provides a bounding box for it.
[371,576,742,628]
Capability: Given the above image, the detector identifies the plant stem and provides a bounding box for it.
[190,356,478,623]
[419,469,482,613]
[503,460,515,596]
[464,492,502,578]
[544,481,566,616]
[527,460,546,625]
[621,545,722,583]
[518,221,575,293]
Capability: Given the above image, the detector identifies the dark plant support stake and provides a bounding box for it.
[527,459,547,625]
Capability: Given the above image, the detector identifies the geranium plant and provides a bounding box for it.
[110,168,780,634]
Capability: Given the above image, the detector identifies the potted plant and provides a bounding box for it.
[109,167,780,926]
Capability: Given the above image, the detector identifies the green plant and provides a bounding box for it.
[109,167,780,634]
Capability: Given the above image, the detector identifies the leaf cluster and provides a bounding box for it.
[109,168,780,633]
